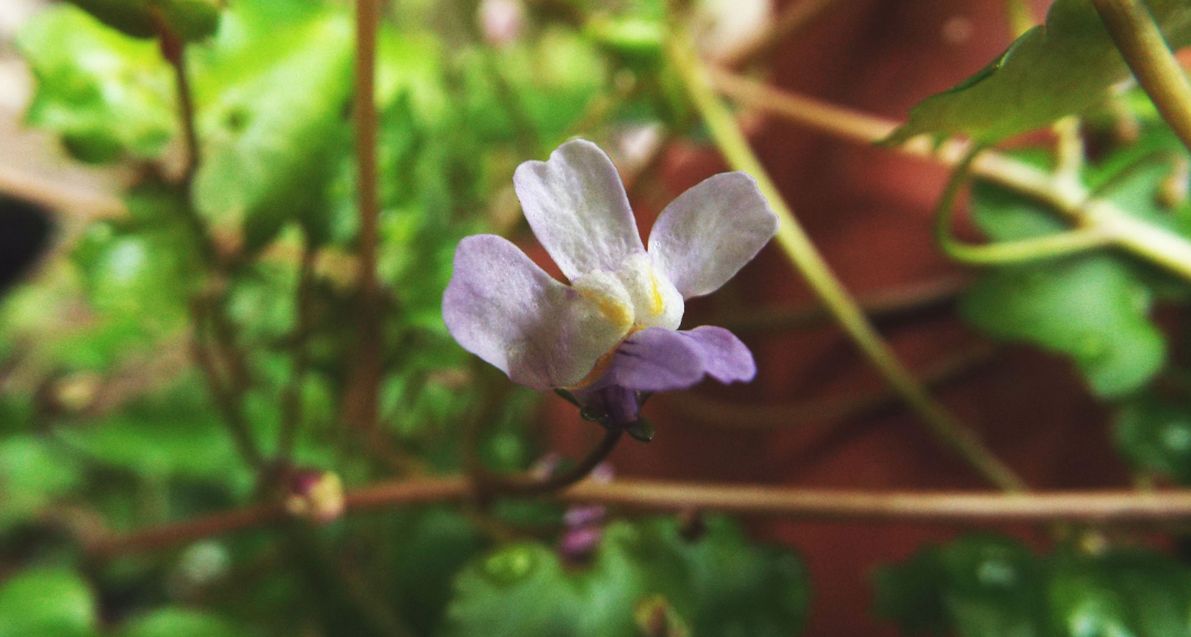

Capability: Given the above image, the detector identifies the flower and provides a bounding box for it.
[443,139,777,426]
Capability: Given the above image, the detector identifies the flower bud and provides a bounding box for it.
[284,470,345,524]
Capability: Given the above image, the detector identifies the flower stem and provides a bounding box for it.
[344,0,384,433]
[1092,0,1191,155]
[90,478,1191,556]
[665,34,1026,492]
[472,428,623,497]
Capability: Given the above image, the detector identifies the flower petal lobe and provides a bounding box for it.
[513,139,644,281]
[648,172,777,298]
[442,235,627,389]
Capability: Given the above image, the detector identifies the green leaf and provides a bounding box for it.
[191,10,352,250]
[0,568,96,637]
[443,516,808,637]
[119,608,246,637]
[1113,396,1191,483]
[17,5,175,162]
[876,537,1191,637]
[67,0,222,42]
[886,0,1191,144]
[0,435,83,531]
[960,255,1162,397]
[958,154,1186,398]
[875,535,1047,637]
[1049,550,1191,637]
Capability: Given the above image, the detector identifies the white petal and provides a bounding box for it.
[442,235,629,389]
[512,139,645,281]
[648,172,778,299]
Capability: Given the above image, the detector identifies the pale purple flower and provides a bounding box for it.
[442,139,777,427]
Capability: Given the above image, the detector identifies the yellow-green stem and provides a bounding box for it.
[936,148,1115,265]
[666,35,1025,492]
[1092,0,1191,155]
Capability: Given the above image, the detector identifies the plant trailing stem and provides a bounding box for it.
[90,478,1191,556]
[666,33,1026,492]
[345,0,384,433]
[1092,0,1191,155]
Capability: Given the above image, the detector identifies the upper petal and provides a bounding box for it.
[513,139,645,281]
[647,172,777,299]
[442,235,629,389]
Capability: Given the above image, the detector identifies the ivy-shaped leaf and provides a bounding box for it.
[886,0,1191,144]
[875,535,1048,637]
[1113,396,1191,484]
[443,516,808,637]
[876,536,1191,637]
[960,255,1163,397]
[958,146,1191,398]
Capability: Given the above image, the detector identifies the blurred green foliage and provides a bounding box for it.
[8,0,1191,634]
[876,535,1191,637]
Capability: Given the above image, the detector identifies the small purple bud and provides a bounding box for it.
[563,505,606,528]
[558,525,603,564]
[285,469,345,524]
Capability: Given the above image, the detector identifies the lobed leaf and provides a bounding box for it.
[886,0,1191,145]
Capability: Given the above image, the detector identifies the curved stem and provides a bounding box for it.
[666,33,1026,493]
[1092,0,1191,155]
[473,427,623,497]
[935,148,1115,265]
[90,477,1191,556]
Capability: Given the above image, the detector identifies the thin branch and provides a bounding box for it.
[161,35,201,182]
[1092,0,1191,155]
[473,428,623,497]
[90,477,1191,556]
[666,32,1026,492]
[343,0,384,433]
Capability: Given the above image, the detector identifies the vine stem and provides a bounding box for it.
[665,34,1026,492]
[343,0,384,433]
[935,147,1115,265]
[1092,0,1191,155]
[711,70,1191,282]
[89,478,1191,556]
